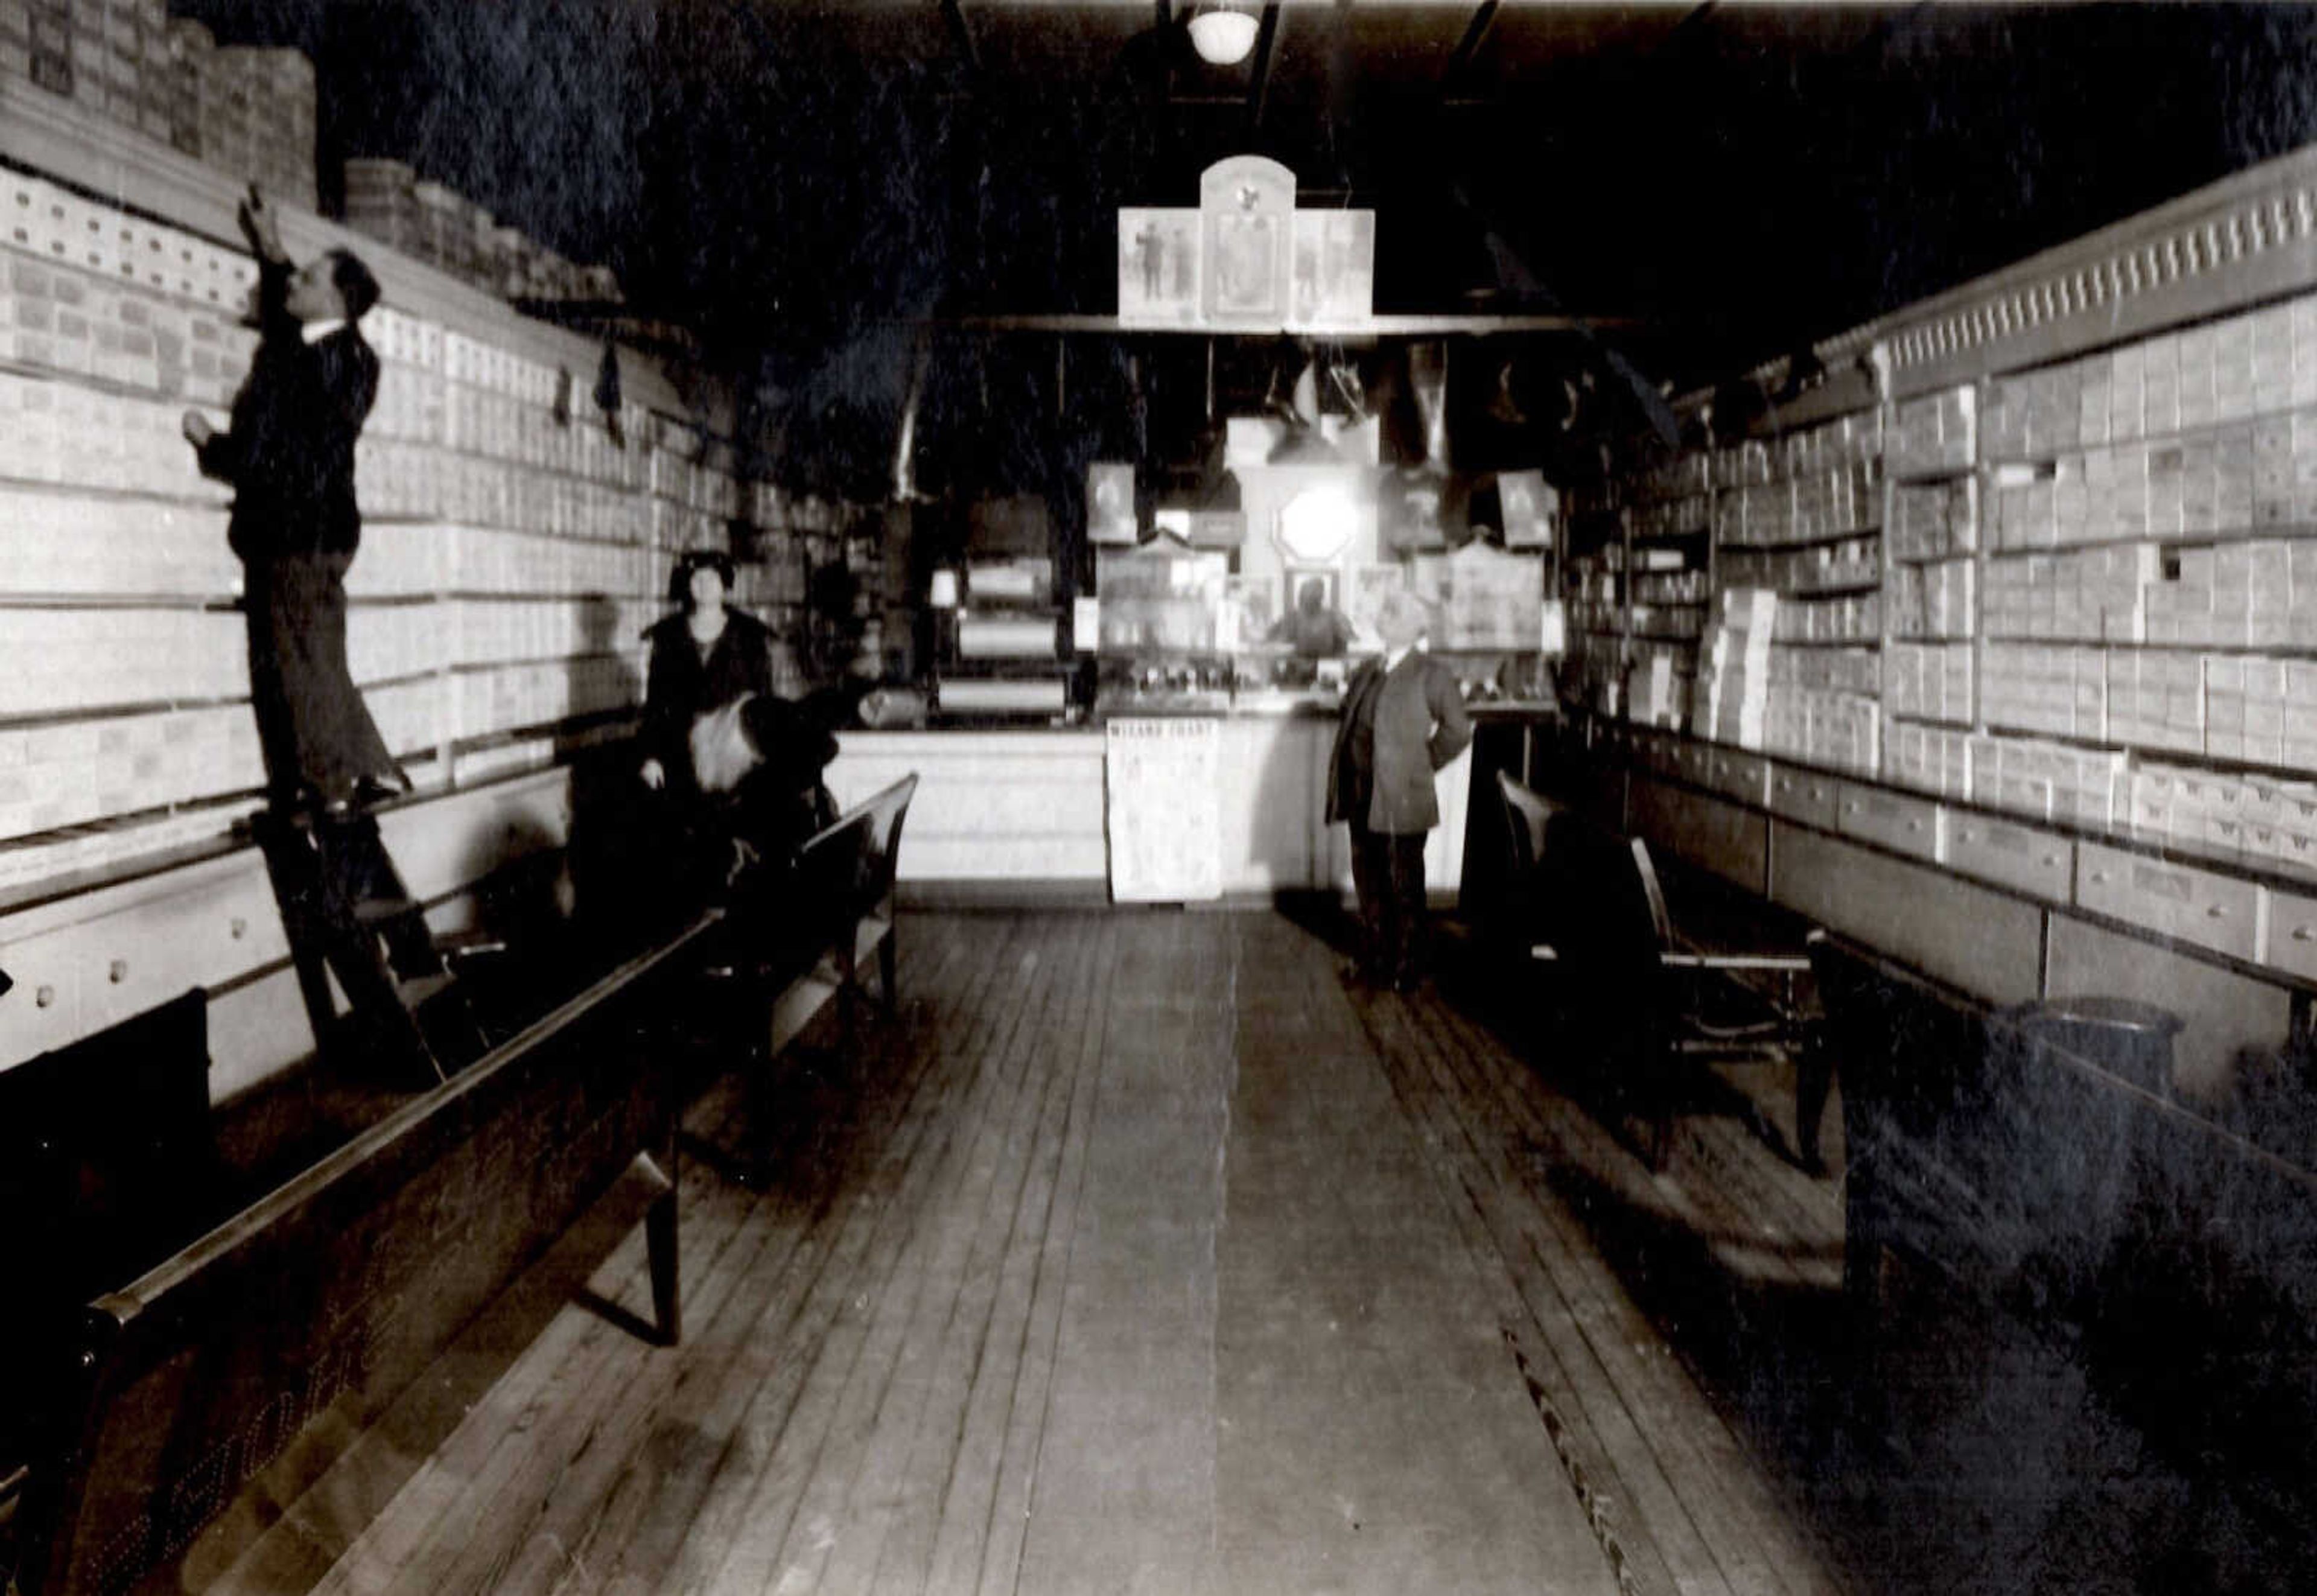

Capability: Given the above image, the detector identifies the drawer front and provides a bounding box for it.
[1767,764,1840,830]
[1629,777,1768,892]
[0,928,86,1069]
[1706,748,1770,807]
[1835,783,1944,860]
[1945,814,2075,902]
[1772,822,2042,1004]
[2262,885,2317,981]
[2076,842,2257,962]
[87,870,291,1026]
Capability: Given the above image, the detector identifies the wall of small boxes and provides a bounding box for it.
[1,3,318,209]
[1587,267,2317,888]
[1958,285,2317,864]
[1561,453,1715,723]
[1700,409,1887,774]
[0,165,763,891]
[343,157,621,307]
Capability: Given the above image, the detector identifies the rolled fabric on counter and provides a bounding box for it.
[938,678,1068,714]
[957,615,1061,659]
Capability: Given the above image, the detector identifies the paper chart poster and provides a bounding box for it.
[1349,562,1406,643]
[1435,543,1546,650]
[1497,469,1557,550]
[1105,716,1222,903]
[1200,155,1295,328]
[1088,461,1138,544]
[1222,576,1278,651]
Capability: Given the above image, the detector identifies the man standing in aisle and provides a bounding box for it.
[1326,589,1473,991]
[182,184,402,810]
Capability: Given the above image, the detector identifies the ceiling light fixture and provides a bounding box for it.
[1186,4,1260,66]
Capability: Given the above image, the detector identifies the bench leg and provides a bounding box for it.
[1794,1022,1834,1174]
[834,945,859,1052]
[1644,1017,1676,1172]
[635,1151,681,1346]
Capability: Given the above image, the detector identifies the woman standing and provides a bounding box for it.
[639,550,775,796]
[633,550,776,915]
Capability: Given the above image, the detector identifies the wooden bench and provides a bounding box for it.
[763,774,917,1058]
[0,990,221,1532]
[1808,926,2317,1540]
[10,910,722,1596]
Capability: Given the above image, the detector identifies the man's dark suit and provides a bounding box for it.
[195,255,396,804]
[1326,649,1475,987]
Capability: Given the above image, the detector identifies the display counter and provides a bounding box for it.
[822,699,1545,906]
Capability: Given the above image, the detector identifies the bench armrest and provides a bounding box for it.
[1659,952,1812,973]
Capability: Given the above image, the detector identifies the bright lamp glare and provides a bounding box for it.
[1187,8,1259,66]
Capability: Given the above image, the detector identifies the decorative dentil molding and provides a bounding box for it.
[1700,142,2317,430]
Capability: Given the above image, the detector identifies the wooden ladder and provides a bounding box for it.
[250,806,483,1086]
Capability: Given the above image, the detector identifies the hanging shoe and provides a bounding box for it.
[353,773,407,810]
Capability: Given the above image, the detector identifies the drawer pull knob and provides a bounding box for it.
[1907,819,1922,831]
[230,917,248,939]
[36,984,55,1008]
[2090,871,2111,884]
[2207,906,2228,920]
[2293,926,2314,943]
[2041,854,2061,868]
[107,960,127,984]
[1962,828,1978,842]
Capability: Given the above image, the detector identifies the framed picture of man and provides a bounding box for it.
[1117,209,1200,327]
[1288,209,1376,328]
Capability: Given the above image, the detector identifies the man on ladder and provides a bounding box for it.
[183,185,472,1082]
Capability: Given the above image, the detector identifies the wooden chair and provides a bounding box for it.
[1493,766,1559,965]
[1495,769,1818,1169]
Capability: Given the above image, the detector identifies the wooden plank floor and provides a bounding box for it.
[191,909,1855,1596]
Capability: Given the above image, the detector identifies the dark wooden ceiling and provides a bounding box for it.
[182,1,2317,483]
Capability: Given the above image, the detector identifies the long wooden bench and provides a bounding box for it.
[1809,927,2317,1545]
[0,989,221,1530]
[9,909,721,1596]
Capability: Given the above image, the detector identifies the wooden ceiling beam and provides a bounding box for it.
[1441,0,1498,93]
[1245,3,1282,135]
[940,0,980,78]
